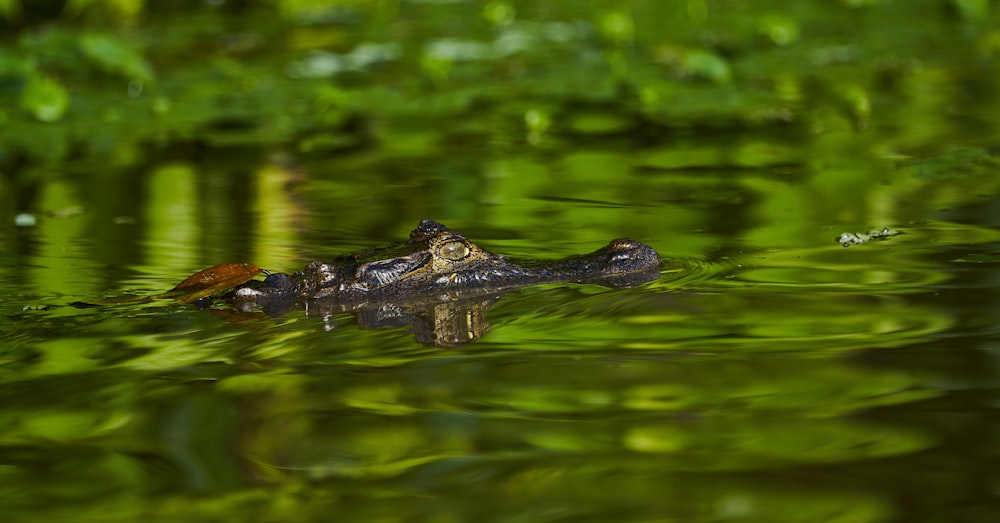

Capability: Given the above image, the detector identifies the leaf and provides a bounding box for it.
[681,50,731,84]
[168,263,262,303]
[20,74,69,122]
[79,33,155,83]
[0,0,20,20]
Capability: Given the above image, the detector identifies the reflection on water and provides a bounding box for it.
[4,191,999,521]
[4,4,1000,523]
[5,152,1000,521]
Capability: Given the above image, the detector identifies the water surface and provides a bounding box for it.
[3,2,1000,522]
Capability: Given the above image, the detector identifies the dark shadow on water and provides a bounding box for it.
[199,266,663,347]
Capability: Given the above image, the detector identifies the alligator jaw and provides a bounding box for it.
[505,238,661,287]
[224,224,661,309]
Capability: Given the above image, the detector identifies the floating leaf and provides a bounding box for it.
[169,263,262,303]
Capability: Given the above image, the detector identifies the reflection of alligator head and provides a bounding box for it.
[222,220,661,346]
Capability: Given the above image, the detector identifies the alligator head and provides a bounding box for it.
[223,219,661,345]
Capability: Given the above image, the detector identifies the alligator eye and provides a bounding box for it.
[440,240,471,261]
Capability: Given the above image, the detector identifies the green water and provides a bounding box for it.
[3,1,1000,522]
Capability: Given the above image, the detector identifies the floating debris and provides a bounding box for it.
[837,227,901,247]
[952,253,1000,263]
[48,206,84,218]
[21,304,49,311]
[14,213,37,227]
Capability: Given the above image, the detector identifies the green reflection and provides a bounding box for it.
[145,164,198,274]
[28,178,92,296]
[1,1,1000,522]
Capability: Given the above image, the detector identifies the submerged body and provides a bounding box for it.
[227,219,661,312]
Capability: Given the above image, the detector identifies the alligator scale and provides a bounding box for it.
[184,220,661,345]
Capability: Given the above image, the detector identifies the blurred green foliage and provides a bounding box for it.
[1,0,997,169]
[3,3,1000,521]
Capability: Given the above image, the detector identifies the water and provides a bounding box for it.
[4,2,1000,522]
[4,143,1000,522]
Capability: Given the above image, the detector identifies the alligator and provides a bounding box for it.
[193,220,662,345]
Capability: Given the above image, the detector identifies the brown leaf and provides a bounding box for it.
[168,262,262,303]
